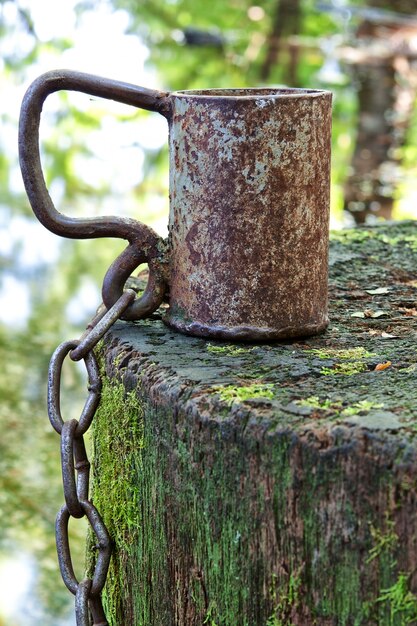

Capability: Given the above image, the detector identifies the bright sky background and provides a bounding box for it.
[0,0,169,331]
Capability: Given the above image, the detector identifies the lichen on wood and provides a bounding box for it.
[91,221,417,625]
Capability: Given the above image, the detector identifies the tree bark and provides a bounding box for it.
[91,221,417,625]
[260,0,301,84]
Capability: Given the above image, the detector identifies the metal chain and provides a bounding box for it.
[47,289,136,625]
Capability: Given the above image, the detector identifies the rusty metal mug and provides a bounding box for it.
[19,70,332,341]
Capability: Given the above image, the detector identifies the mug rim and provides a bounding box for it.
[171,87,331,99]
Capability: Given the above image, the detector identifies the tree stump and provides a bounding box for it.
[91,221,417,626]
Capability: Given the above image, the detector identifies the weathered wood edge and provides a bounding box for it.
[92,220,417,625]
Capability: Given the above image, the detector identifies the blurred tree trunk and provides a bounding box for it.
[261,0,301,85]
[344,3,417,224]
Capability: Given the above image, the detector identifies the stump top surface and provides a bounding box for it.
[104,221,417,460]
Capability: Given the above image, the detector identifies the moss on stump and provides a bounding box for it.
[91,221,417,625]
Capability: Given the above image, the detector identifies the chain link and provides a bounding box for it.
[48,288,137,625]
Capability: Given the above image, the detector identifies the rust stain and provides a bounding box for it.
[165,88,332,340]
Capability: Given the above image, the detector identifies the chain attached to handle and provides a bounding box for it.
[48,289,136,625]
[18,69,173,625]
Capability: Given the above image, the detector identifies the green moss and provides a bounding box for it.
[88,374,144,625]
[321,361,369,376]
[341,400,385,416]
[206,343,253,356]
[330,228,417,252]
[399,364,417,374]
[203,603,220,625]
[307,346,376,360]
[366,515,398,565]
[361,512,405,624]
[295,396,384,416]
[330,229,375,244]
[292,443,366,625]
[266,572,302,626]
[296,396,341,412]
[376,574,417,625]
[305,344,379,376]
[213,382,274,405]
[378,234,417,252]
[92,391,273,624]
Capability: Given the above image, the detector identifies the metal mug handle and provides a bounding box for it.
[18,69,171,320]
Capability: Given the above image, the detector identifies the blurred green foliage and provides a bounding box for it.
[114,0,342,87]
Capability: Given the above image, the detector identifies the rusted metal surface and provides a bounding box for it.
[19,70,332,341]
[165,87,332,339]
[75,579,92,626]
[44,292,136,625]
[70,288,136,360]
[18,70,169,320]
[48,339,101,436]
